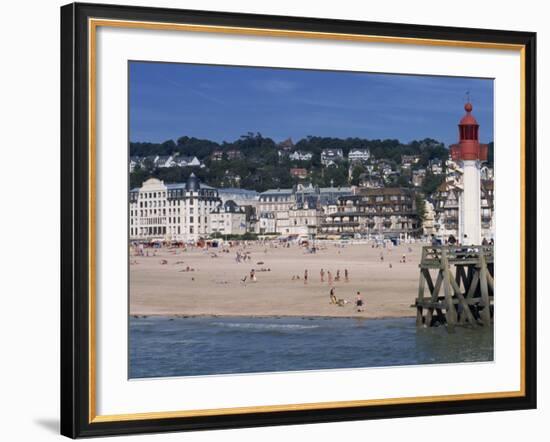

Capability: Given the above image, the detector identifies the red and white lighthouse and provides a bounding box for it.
[450,102,488,245]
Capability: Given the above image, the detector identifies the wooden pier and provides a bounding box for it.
[413,245,494,327]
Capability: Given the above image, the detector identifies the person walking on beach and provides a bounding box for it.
[320,268,325,282]
[327,271,333,286]
[250,269,256,282]
[304,269,308,284]
[330,287,337,304]
[355,292,364,312]
[344,269,349,282]
[335,270,340,282]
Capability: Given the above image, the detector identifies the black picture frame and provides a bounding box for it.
[61,2,537,438]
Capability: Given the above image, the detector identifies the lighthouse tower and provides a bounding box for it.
[450,102,488,245]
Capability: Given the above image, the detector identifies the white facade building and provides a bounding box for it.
[258,184,352,236]
[209,200,247,236]
[347,148,370,163]
[287,206,322,237]
[174,155,202,168]
[289,151,313,161]
[258,212,276,234]
[129,174,220,242]
[156,155,176,168]
[321,149,344,166]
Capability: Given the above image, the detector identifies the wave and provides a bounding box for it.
[211,322,320,331]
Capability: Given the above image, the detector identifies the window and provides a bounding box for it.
[190,216,194,223]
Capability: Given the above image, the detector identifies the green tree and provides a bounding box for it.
[421,172,445,196]
[350,163,365,186]
[415,194,427,227]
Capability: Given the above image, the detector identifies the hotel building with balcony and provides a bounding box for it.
[129,174,220,242]
[321,187,420,239]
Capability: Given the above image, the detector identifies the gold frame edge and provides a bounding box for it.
[87,18,527,424]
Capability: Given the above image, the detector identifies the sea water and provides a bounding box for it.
[129,316,493,379]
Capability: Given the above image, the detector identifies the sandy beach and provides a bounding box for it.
[130,240,425,318]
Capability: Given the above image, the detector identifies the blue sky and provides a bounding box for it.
[129,61,493,147]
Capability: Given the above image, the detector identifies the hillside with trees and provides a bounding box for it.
[129,133,491,194]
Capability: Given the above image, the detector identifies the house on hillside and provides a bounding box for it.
[321,148,344,166]
[289,150,313,161]
[210,150,224,161]
[412,168,427,187]
[278,138,295,151]
[129,156,142,172]
[226,149,242,160]
[174,155,202,168]
[290,168,308,179]
[347,148,370,163]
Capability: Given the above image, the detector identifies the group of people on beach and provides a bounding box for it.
[235,250,252,263]
[319,268,349,284]
[290,268,350,285]
[329,287,364,312]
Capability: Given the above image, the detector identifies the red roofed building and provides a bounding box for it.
[290,168,308,179]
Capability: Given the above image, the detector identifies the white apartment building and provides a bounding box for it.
[347,148,370,163]
[258,212,276,234]
[287,206,322,237]
[129,174,220,242]
[209,200,247,236]
[258,184,352,236]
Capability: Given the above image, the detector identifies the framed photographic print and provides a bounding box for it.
[60,2,537,438]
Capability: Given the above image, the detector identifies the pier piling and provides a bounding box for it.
[414,245,494,327]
